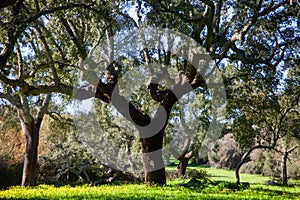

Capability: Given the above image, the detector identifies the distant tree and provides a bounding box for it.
[223,61,300,185]
[278,66,300,185]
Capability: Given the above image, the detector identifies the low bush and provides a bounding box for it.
[166,168,208,180]
[0,159,22,189]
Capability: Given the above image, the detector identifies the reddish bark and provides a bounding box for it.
[21,118,42,186]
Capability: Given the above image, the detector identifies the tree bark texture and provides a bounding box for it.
[281,151,288,186]
[111,94,169,185]
[169,136,192,177]
[94,70,205,186]
[21,118,42,186]
[140,133,166,185]
[176,151,193,177]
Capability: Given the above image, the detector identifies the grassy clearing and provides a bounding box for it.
[202,166,269,183]
[1,166,300,199]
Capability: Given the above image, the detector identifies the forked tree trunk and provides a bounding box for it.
[21,118,42,186]
[94,69,204,186]
[280,145,300,186]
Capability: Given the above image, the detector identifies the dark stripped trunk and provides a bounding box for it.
[111,94,169,186]
[177,151,193,177]
[21,118,42,186]
[169,137,192,177]
[281,151,288,186]
[96,72,195,186]
[140,132,166,186]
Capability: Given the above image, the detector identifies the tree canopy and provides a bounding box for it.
[0,0,299,186]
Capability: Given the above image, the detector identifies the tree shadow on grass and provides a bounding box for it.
[177,177,300,199]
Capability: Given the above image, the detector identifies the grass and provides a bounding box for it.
[1,166,300,199]
[201,166,269,183]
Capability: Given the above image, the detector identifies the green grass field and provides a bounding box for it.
[1,166,299,199]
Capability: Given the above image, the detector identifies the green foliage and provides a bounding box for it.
[0,162,22,190]
[38,116,105,185]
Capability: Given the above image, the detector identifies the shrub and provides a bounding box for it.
[166,168,208,180]
[209,134,242,169]
[0,158,22,189]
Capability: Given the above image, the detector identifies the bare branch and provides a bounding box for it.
[214,0,223,34]
[34,22,60,84]
[287,145,300,154]
[59,15,87,59]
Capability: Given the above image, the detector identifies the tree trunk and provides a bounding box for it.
[95,72,199,186]
[169,136,192,177]
[281,151,288,186]
[235,144,276,185]
[142,153,166,186]
[177,151,193,177]
[235,147,257,185]
[281,145,300,186]
[140,132,166,186]
[21,118,42,186]
[111,94,168,185]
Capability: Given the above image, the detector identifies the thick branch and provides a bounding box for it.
[0,92,20,107]
[16,42,23,80]
[236,142,278,185]
[19,94,32,122]
[34,22,60,84]
[36,94,51,118]
[0,0,17,8]
[59,16,87,59]
[146,72,206,104]
[204,5,214,50]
